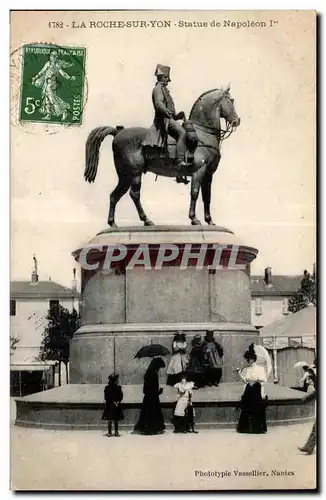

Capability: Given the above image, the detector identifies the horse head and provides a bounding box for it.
[218,84,241,128]
[189,86,240,133]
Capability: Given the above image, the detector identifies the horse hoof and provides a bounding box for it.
[206,220,215,226]
[108,221,118,228]
[191,219,202,226]
[144,220,154,226]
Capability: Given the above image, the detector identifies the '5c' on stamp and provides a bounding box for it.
[19,44,86,125]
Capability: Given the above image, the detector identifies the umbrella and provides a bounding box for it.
[134,344,170,359]
[293,361,309,369]
[254,344,273,379]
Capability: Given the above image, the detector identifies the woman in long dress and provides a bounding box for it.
[202,330,224,387]
[236,345,268,434]
[134,357,165,435]
[166,333,189,386]
[186,334,207,389]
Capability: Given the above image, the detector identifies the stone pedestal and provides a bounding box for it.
[70,226,260,385]
[15,226,314,430]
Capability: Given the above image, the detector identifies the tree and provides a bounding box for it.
[10,336,20,356]
[288,269,316,313]
[39,304,80,385]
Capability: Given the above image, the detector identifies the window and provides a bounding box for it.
[49,300,59,310]
[10,300,16,316]
[254,298,263,316]
[282,298,290,315]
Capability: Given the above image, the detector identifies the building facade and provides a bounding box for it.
[10,262,78,395]
[250,267,302,329]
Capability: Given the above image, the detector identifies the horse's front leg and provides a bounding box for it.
[201,170,215,225]
[189,162,207,225]
[201,153,220,225]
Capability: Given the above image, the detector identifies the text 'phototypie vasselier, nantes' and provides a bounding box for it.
[194,470,295,478]
[48,19,280,30]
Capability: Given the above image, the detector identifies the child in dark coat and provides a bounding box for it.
[102,374,124,437]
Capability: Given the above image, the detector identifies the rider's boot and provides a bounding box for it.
[175,146,191,184]
[176,133,192,171]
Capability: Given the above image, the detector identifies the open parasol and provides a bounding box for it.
[293,361,309,369]
[253,344,273,379]
[134,344,170,359]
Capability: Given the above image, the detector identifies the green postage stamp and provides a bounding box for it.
[19,44,86,125]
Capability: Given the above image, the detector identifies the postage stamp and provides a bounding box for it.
[18,44,86,125]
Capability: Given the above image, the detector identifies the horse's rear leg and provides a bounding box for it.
[108,175,131,227]
[130,175,154,226]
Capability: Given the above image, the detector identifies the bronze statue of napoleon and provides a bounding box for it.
[84,64,241,227]
[142,64,194,183]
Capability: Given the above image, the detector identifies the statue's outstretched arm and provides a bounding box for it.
[58,68,74,80]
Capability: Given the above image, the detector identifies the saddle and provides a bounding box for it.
[142,120,198,176]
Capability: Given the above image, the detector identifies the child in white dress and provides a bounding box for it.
[173,376,196,433]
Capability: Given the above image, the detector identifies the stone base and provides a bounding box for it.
[15,383,314,431]
[71,226,260,385]
[70,323,259,384]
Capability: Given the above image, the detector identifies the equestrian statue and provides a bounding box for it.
[84,64,240,227]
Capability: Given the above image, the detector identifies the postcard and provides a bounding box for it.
[10,10,316,491]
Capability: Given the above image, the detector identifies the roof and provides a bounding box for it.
[250,275,302,297]
[10,281,79,300]
[260,305,316,337]
[10,361,57,371]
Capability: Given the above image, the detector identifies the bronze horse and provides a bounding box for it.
[84,86,240,227]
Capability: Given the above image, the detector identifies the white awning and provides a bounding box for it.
[10,362,56,372]
[260,305,316,338]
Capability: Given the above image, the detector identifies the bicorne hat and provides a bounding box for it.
[155,64,171,81]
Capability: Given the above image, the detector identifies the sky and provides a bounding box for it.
[10,10,316,287]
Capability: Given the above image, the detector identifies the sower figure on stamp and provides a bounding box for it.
[31,50,76,121]
[142,64,191,184]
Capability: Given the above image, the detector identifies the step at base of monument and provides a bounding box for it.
[15,383,314,431]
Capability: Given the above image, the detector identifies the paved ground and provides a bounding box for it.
[10,420,316,491]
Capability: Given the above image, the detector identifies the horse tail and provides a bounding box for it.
[84,125,124,183]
